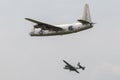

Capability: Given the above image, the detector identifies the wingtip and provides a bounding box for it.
[63,60,66,63]
[76,71,80,73]
[25,18,29,20]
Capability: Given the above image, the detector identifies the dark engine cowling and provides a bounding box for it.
[68,26,74,31]
[34,25,48,30]
[34,25,40,28]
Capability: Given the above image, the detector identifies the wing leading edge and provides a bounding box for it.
[63,60,73,67]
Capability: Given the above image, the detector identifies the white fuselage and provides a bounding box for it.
[30,23,92,36]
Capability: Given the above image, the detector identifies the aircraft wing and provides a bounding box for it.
[63,60,73,67]
[74,69,79,73]
[25,18,63,31]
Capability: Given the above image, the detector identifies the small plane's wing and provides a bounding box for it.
[25,18,63,31]
[63,60,73,67]
[74,69,79,73]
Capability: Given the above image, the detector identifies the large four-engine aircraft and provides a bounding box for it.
[25,4,94,36]
[63,60,85,73]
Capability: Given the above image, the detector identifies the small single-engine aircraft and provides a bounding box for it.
[25,4,94,36]
[63,60,85,73]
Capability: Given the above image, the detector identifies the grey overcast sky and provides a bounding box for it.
[0,0,120,80]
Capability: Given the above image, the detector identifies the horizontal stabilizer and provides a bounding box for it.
[78,19,90,24]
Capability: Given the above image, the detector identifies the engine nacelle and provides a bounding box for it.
[68,26,74,31]
[34,25,40,28]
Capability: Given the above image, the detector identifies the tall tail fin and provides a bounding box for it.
[78,4,92,24]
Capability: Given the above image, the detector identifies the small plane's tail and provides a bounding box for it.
[77,62,85,70]
[78,4,94,25]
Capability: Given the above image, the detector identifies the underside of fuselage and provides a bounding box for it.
[30,25,92,36]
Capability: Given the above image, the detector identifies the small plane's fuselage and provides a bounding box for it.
[30,23,92,36]
[64,66,76,71]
